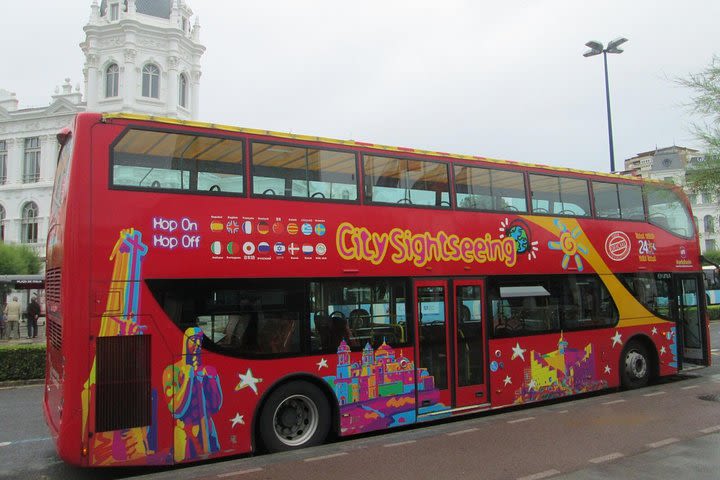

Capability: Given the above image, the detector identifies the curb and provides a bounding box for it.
[0,378,44,388]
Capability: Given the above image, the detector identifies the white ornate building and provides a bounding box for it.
[0,0,204,263]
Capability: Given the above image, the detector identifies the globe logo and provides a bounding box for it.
[507,223,529,254]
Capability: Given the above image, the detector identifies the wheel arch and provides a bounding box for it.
[251,373,339,452]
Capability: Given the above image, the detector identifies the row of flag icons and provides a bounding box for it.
[211,219,326,236]
[211,241,328,257]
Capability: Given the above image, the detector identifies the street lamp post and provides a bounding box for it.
[584,37,627,173]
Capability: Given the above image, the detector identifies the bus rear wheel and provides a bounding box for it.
[620,341,651,389]
[259,381,331,452]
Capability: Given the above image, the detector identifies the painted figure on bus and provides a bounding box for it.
[163,327,223,462]
[81,228,159,465]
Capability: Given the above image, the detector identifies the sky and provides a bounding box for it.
[2,0,719,173]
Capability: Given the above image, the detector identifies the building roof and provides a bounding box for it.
[100,0,173,19]
[628,145,699,160]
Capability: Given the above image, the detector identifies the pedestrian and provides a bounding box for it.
[0,304,5,340]
[4,296,21,340]
[27,295,41,339]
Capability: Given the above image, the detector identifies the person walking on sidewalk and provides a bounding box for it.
[4,296,21,340]
[26,296,41,339]
[0,304,5,340]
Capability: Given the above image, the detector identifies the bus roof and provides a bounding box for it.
[100,112,656,184]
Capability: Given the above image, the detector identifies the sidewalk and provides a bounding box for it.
[556,432,720,480]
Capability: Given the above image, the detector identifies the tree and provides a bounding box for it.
[704,249,720,266]
[677,55,720,193]
[0,243,42,300]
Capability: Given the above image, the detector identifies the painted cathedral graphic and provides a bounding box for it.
[324,340,440,434]
[515,334,607,403]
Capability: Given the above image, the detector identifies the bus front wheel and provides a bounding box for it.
[620,341,651,389]
[259,381,331,452]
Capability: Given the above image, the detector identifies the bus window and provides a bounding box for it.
[364,155,450,208]
[530,174,591,216]
[593,181,646,221]
[644,185,694,237]
[111,129,243,193]
[487,275,617,337]
[454,165,527,212]
[618,184,644,220]
[592,181,621,218]
[251,143,357,201]
[619,273,673,319]
[309,278,409,351]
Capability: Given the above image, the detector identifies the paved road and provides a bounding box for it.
[1,322,718,480]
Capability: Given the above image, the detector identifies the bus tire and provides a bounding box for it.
[620,341,651,389]
[259,380,331,452]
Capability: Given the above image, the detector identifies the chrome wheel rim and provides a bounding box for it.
[272,394,319,447]
[625,350,647,380]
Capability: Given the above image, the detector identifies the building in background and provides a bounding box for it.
[623,146,719,253]
[0,0,204,263]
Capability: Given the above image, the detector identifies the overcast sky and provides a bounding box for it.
[3,0,719,172]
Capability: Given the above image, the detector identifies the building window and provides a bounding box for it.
[0,205,5,242]
[23,137,40,183]
[21,202,39,244]
[110,2,120,21]
[706,239,717,252]
[178,73,188,108]
[0,140,6,185]
[105,63,119,97]
[705,215,716,234]
[142,64,160,99]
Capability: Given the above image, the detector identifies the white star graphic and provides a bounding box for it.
[660,346,666,355]
[316,357,328,370]
[511,342,526,361]
[604,365,611,374]
[230,413,245,428]
[503,375,512,386]
[651,327,658,335]
[235,368,262,395]
[528,379,537,391]
[611,331,623,348]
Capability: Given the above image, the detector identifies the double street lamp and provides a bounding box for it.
[583,37,628,173]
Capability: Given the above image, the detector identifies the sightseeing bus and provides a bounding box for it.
[44,112,710,467]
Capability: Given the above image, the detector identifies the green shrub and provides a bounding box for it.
[709,305,720,320]
[0,344,45,381]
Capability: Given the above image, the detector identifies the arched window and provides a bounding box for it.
[705,215,715,234]
[0,204,5,242]
[105,63,119,97]
[22,202,39,244]
[142,64,160,98]
[178,73,188,108]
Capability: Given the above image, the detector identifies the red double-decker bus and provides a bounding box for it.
[45,112,710,466]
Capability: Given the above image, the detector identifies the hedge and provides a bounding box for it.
[0,344,45,381]
[709,305,720,321]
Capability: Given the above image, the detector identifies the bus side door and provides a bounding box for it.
[414,278,488,416]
